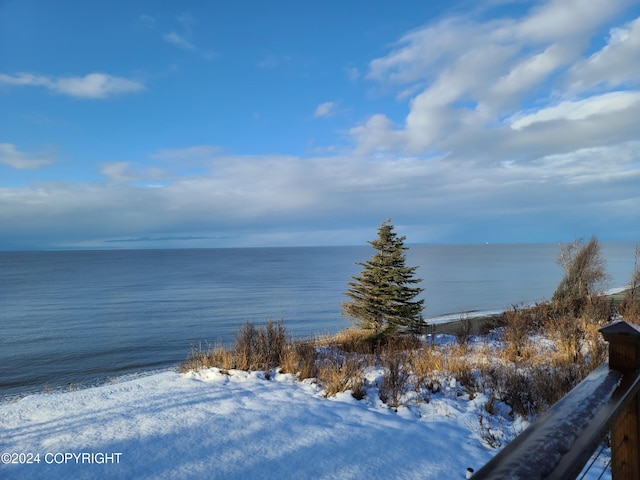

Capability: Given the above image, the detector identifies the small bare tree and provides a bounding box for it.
[628,245,640,303]
[620,245,640,322]
[552,236,609,316]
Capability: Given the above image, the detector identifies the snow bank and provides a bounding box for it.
[0,365,611,479]
[1,368,495,479]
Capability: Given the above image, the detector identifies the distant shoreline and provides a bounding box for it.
[428,287,633,336]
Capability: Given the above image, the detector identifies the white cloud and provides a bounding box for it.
[567,16,640,90]
[352,0,638,158]
[163,31,196,51]
[349,114,405,155]
[313,101,337,118]
[0,72,49,88]
[515,0,627,42]
[99,161,172,184]
[510,91,640,130]
[55,73,145,99]
[2,144,638,248]
[2,1,640,249]
[367,17,470,85]
[486,44,572,110]
[0,144,53,170]
[99,162,136,183]
[0,72,145,99]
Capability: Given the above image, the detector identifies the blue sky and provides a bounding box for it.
[1,0,639,250]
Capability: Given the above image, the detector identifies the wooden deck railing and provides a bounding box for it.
[472,320,640,480]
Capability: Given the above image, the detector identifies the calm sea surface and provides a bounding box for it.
[1,243,637,398]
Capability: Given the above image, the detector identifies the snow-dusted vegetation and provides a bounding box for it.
[0,318,615,480]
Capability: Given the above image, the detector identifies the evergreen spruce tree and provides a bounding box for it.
[341,220,424,338]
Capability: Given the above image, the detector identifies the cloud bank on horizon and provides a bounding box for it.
[0,0,639,250]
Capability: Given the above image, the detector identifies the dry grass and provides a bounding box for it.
[455,314,473,349]
[503,306,531,358]
[317,351,366,399]
[180,294,619,417]
[178,342,234,373]
[233,320,288,371]
[179,320,288,373]
[280,341,318,380]
[409,346,444,402]
[618,297,640,324]
[316,328,370,353]
[379,351,410,409]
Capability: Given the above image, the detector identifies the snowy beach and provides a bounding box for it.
[1,357,614,480]
[1,366,499,479]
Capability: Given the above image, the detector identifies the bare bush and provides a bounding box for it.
[480,349,596,420]
[410,346,443,401]
[629,245,640,301]
[582,321,608,366]
[234,322,259,370]
[208,344,235,370]
[178,343,210,373]
[455,313,472,349]
[281,341,318,380]
[257,320,288,368]
[545,313,584,361]
[316,328,374,355]
[179,321,288,373]
[317,350,366,398]
[379,351,410,409]
[619,299,640,324]
[178,297,611,428]
[377,334,421,355]
[178,342,234,373]
[470,408,505,449]
[619,245,640,323]
[503,305,531,360]
[581,295,613,325]
[553,236,610,316]
[233,320,288,371]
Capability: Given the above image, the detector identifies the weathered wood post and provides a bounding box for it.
[600,321,640,480]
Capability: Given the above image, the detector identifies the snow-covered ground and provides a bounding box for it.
[1,356,612,479]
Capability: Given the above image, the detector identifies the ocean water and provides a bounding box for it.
[0,243,637,398]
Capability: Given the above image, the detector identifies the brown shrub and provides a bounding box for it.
[618,297,640,324]
[379,351,410,408]
[455,314,473,349]
[234,322,259,370]
[408,346,443,402]
[480,345,596,420]
[582,321,608,366]
[377,334,421,355]
[503,306,531,357]
[316,328,373,355]
[544,312,584,360]
[581,295,613,325]
[317,350,366,398]
[257,320,288,368]
[178,342,234,373]
[233,320,288,371]
[281,341,318,380]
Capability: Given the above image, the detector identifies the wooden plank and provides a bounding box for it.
[602,321,640,479]
[611,395,640,480]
